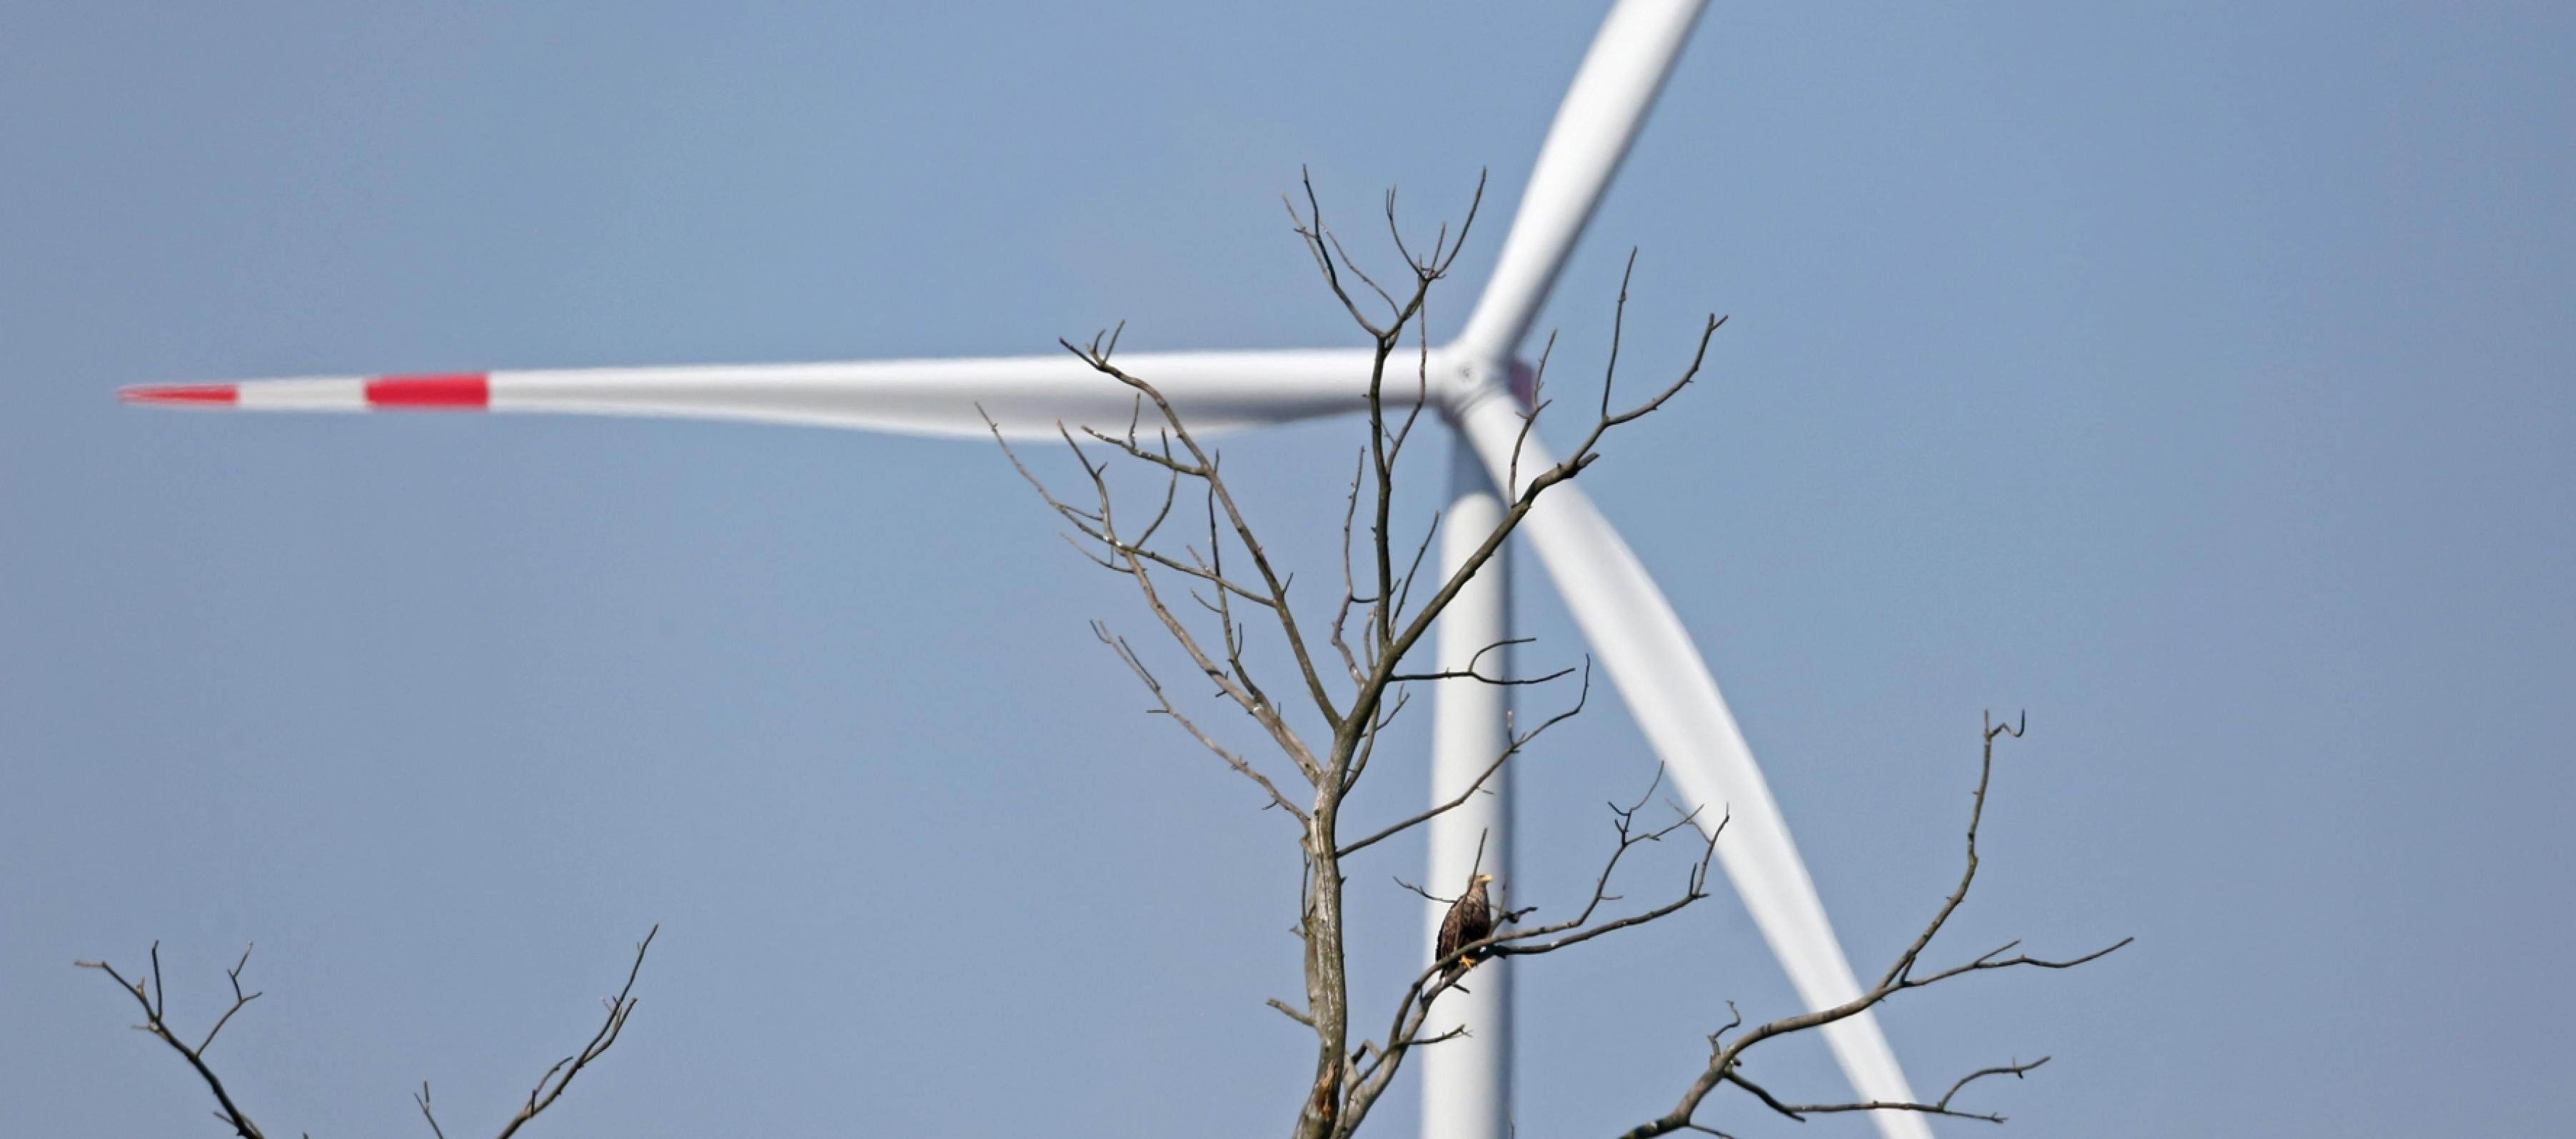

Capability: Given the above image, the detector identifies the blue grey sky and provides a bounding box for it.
[4,2,2569,1135]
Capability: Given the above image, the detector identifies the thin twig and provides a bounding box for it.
[493,925,659,1139]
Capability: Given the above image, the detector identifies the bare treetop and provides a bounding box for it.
[995,178,2123,1137]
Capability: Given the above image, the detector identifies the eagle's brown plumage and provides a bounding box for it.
[1434,873,1495,987]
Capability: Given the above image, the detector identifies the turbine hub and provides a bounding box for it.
[1438,350,1520,419]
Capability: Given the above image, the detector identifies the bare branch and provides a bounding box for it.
[197,943,262,1054]
[1095,622,1310,822]
[1902,936,2136,991]
[1881,708,2021,990]
[985,405,1326,781]
[413,1082,448,1139]
[1768,1056,2053,1123]
[1331,447,1370,687]
[1486,796,1722,960]
[1057,338,1347,739]
[78,943,267,1139]
[84,931,660,1139]
[1349,781,1724,1123]
[1616,719,2128,1138]
[1286,170,1390,338]
[1387,638,1573,687]
[492,925,659,1139]
[1337,301,1726,786]
[1338,659,1593,856]
[1508,329,1559,493]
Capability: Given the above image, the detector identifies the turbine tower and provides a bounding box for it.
[122,4,1929,1136]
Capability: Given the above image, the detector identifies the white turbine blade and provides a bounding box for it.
[1456,398,1931,1139]
[120,348,1402,440]
[1454,0,1710,362]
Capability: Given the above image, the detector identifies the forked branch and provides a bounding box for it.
[1095,620,1309,823]
[1337,659,1593,857]
[82,928,658,1139]
[1614,719,2130,1138]
[76,943,266,1138]
[487,925,658,1139]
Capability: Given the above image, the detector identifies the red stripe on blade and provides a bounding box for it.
[365,373,489,408]
[119,384,238,405]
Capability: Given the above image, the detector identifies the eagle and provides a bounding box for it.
[1434,873,1496,989]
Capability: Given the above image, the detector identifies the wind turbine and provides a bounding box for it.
[121,2,1930,1136]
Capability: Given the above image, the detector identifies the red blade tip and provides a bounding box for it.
[366,373,489,407]
[119,384,238,405]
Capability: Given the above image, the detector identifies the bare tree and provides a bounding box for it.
[995,173,2127,1137]
[76,926,657,1138]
